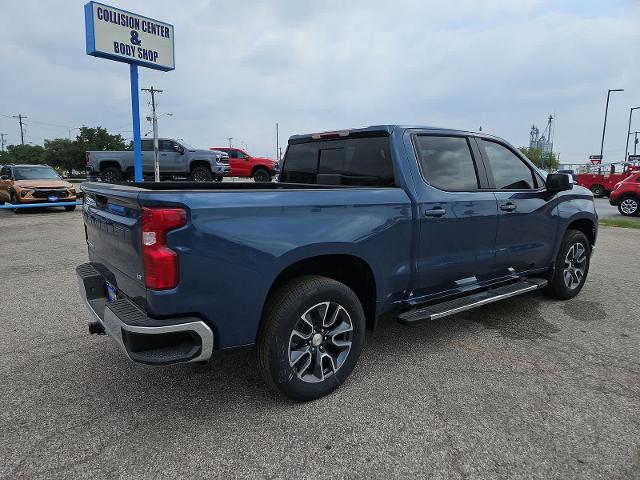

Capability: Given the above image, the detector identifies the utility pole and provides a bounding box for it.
[141,86,163,182]
[227,137,233,148]
[12,114,26,145]
[0,133,7,152]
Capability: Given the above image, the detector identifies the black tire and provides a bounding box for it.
[101,167,123,183]
[257,275,365,401]
[253,168,271,183]
[215,175,224,182]
[189,166,213,182]
[64,205,76,212]
[590,184,604,198]
[545,229,591,300]
[10,191,20,214]
[617,196,640,216]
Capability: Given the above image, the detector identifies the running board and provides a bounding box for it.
[397,278,548,325]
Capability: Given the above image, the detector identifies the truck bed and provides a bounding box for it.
[81,181,414,348]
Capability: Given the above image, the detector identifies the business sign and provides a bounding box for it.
[628,155,640,162]
[84,2,175,71]
[589,155,603,160]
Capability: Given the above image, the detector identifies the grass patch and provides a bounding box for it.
[599,217,640,229]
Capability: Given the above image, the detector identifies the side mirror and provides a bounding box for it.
[0,175,8,180]
[546,173,573,194]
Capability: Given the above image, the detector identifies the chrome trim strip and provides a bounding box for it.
[430,282,541,320]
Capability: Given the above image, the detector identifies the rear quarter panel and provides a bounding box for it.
[141,188,413,348]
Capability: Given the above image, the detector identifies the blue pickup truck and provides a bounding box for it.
[77,125,597,400]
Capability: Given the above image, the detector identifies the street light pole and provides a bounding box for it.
[599,88,624,161]
[624,107,640,161]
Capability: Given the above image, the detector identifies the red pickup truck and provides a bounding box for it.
[209,147,278,182]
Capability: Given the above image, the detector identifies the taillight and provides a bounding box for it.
[141,207,187,290]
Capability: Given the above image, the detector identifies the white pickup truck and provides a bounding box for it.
[85,138,230,182]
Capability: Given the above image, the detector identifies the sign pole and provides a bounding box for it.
[130,63,143,182]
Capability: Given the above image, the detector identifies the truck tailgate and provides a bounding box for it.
[82,183,146,308]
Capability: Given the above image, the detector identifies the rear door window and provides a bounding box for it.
[281,136,394,186]
[414,135,479,191]
[141,140,153,151]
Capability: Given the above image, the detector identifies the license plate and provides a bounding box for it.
[105,281,117,302]
[48,196,59,202]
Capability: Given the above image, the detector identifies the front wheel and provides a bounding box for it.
[545,229,591,300]
[188,166,213,182]
[253,168,271,183]
[618,197,639,216]
[10,191,20,214]
[257,275,365,401]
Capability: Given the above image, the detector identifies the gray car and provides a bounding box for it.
[85,138,230,182]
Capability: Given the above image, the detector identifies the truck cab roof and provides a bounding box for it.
[288,124,500,144]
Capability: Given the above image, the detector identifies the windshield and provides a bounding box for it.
[14,166,61,180]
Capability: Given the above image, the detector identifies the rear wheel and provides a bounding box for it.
[545,229,591,300]
[618,196,639,216]
[590,184,604,198]
[253,168,271,183]
[101,167,122,183]
[257,275,365,401]
[189,166,213,182]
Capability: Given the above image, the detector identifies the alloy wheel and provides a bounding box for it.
[563,242,587,290]
[288,301,353,383]
[620,198,638,215]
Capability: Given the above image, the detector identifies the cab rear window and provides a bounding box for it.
[281,136,395,186]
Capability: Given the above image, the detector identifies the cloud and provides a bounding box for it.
[0,0,638,163]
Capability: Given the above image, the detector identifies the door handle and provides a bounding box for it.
[500,203,517,212]
[424,207,446,217]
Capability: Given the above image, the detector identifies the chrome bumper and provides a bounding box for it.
[76,263,214,365]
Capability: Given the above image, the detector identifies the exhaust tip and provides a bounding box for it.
[88,321,105,335]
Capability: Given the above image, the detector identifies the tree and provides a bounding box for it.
[0,144,46,165]
[519,146,559,172]
[75,126,128,152]
[44,138,83,176]
[0,127,128,176]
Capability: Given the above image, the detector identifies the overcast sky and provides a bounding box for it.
[1,0,639,163]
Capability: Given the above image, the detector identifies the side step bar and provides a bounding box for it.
[397,278,548,325]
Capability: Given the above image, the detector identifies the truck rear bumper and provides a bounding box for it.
[76,263,214,365]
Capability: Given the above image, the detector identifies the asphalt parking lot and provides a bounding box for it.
[1,207,639,479]
[594,197,619,218]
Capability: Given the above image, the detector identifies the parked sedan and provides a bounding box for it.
[0,164,77,212]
